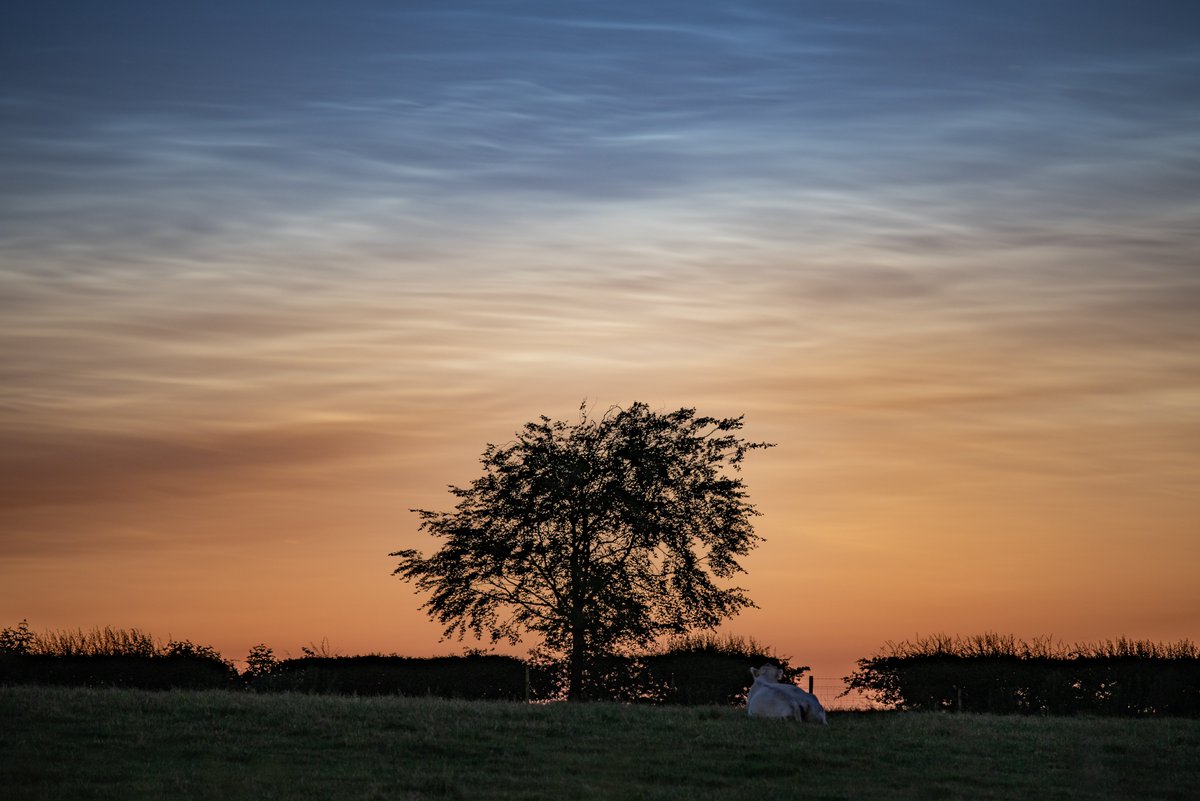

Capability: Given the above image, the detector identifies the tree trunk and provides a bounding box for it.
[566,510,588,701]
[567,622,586,702]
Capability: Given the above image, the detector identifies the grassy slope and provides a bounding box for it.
[2,687,1197,801]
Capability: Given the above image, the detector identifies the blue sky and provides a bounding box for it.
[5,1,1197,269]
[2,1,1198,669]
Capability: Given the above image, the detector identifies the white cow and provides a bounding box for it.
[746,664,828,724]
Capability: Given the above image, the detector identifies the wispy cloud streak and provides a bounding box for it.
[1,0,1197,666]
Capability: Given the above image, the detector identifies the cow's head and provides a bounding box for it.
[750,663,784,683]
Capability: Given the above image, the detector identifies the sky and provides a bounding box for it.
[2,1,1198,683]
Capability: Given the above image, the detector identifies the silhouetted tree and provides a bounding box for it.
[392,402,772,700]
[0,620,35,655]
[243,644,278,687]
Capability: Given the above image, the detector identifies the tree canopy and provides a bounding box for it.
[391,402,773,699]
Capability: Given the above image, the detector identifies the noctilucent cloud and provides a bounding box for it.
[2,1,1198,673]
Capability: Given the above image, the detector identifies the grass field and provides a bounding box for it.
[2,687,1197,800]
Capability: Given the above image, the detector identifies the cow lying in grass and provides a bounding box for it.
[747,664,828,724]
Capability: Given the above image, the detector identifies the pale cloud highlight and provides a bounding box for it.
[1,0,1197,675]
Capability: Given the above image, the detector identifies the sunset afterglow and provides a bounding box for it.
[2,1,1197,681]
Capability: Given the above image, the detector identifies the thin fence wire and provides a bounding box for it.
[808,677,884,710]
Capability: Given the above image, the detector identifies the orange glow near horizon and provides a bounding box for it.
[3,3,1198,689]
[3,264,1197,681]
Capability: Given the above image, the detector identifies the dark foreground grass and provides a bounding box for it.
[2,687,1197,801]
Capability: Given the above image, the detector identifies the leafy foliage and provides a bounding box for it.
[3,620,805,706]
[846,633,1200,716]
[644,633,807,706]
[527,632,805,704]
[392,402,772,699]
[0,621,237,689]
[0,619,34,655]
[30,624,158,657]
[257,654,529,700]
[243,644,278,685]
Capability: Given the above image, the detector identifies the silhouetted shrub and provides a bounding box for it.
[34,625,158,657]
[1,620,808,704]
[644,634,806,706]
[257,654,528,700]
[0,622,237,690]
[0,620,35,655]
[242,644,278,688]
[0,653,237,690]
[527,634,803,704]
[846,634,1200,716]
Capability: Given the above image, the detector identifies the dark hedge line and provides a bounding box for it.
[0,621,239,691]
[646,649,786,705]
[528,635,804,704]
[252,636,799,703]
[0,653,238,690]
[2,622,799,704]
[847,635,1200,716]
[0,649,799,704]
[252,655,529,700]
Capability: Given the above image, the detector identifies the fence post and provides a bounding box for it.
[808,675,814,694]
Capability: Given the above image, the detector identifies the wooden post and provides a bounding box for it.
[808,676,814,694]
